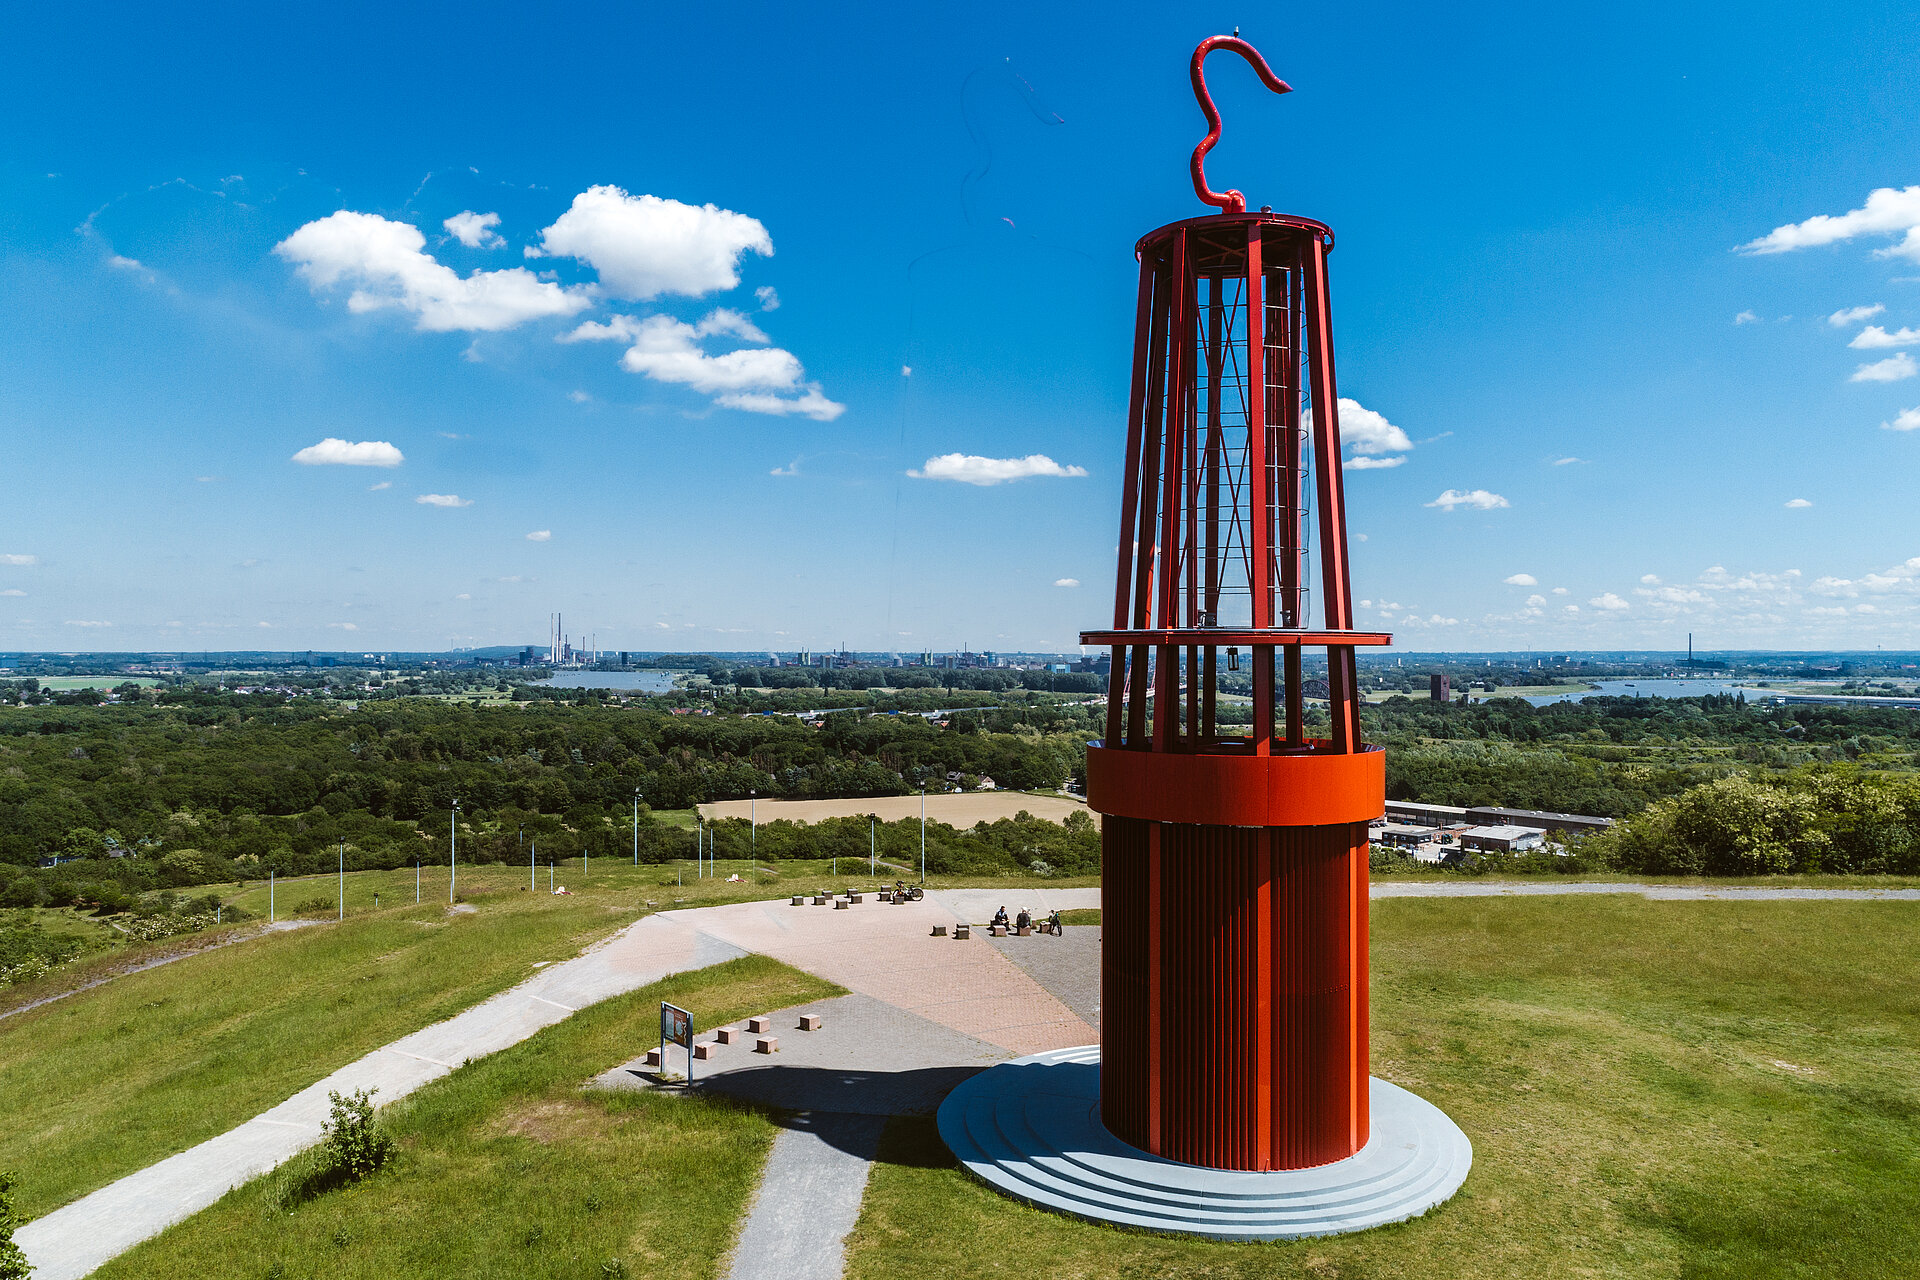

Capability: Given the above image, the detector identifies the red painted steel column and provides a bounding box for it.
[1092,38,1383,1175]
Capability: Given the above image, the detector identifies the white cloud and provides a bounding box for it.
[1,554,36,566]
[1563,604,1580,614]
[416,493,472,508]
[1883,407,1920,432]
[1640,574,1662,584]
[276,210,589,331]
[569,390,591,403]
[1733,310,1760,325]
[369,481,392,491]
[1590,592,1629,610]
[536,186,771,300]
[1852,352,1917,382]
[526,530,551,541]
[1551,587,1569,595]
[909,454,1089,485]
[1337,399,1414,456]
[1054,578,1081,588]
[66,619,111,627]
[1344,455,1405,470]
[1637,585,1708,604]
[1525,594,1545,607]
[1785,497,1813,508]
[291,437,404,467]
[1739,186,1920,261]
[1550,456,1585,466]
[1503,573,1537,586]
[443,210,505,249]
[1850,325,1920,349]
[770,459,801,476]
[328,621,359,631]
[1830,304,1886,327]
[755,285,780,311]
[562,310,842,420]
[1426,488,1510,511]
[716,387,844,420]
[0,588,24,597]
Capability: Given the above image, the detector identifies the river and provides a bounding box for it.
[1522,678,1761,706]
[533,671,677,693]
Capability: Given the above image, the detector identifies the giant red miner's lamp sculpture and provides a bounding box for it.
[1078,34,1388,1173]
[939,37,1470,1239]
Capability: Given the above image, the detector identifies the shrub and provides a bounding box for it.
[317,1088,394,1184]
[293,896,335,916]
[0,1170,29,1280]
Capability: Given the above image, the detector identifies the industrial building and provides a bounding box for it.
[1457,825,1547,854]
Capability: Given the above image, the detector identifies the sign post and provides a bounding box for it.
[660,1001,694,1083]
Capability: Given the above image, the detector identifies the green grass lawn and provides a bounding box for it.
[0,881,654,1220]
[848,896,1920,1280]
[0,859,1074,1222]
[91,956,841,1280]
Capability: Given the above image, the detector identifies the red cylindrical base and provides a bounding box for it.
[1100,816,1370,1171]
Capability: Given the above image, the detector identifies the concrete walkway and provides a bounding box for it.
[725,1114,887,1280]
[1371,881,1920,900]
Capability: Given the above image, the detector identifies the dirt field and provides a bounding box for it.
[697,792,1092,826]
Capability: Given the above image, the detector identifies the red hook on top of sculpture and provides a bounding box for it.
[1189,36,1291,215]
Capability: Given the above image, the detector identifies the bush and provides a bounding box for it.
[293,896,335,916]
[0,1170,29,1280]
[317,1088,394,1184]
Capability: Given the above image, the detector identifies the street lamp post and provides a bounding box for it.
[633,788,641,866]
[750,790,757,866]
[870,815,876,876]
[449,799,460,905]
[338,839,345,921]
[920,785,927,883]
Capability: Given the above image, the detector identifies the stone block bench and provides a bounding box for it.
[799,1014,823,1031]
[755,1036,779,1054]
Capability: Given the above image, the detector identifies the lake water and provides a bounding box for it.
[533,671,676,693]
[1522,678,1759,706]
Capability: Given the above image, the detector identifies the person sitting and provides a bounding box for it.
[1015,908,1033,932]
[991,906,1011,930]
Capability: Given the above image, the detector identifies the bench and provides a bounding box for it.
[847,893,863,903]
[799,1013,823,1031]
[1017,925,1032,936]
[955,924,971,940]
[791,895,805,906]
[748,1016,772,1034]
[812,895,829,906]
[693,1042,716,1060]
[716,1027,741,1045]
[755,1035,779,1054]
[643,1047,663,1066]
[931,924,948,936]
[989,925,1007,937]
[834,899,849,909]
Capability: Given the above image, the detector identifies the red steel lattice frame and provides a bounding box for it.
[1083,36,1389,1172]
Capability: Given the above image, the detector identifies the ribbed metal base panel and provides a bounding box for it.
[938,1047,1471,1241]
[1102,816,1370,1170]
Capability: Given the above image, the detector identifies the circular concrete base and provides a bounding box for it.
[936,1046,1472,1241]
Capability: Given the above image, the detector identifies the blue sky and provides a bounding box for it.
[4,1,1920,654]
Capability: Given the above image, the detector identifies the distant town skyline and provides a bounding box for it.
[4,3,1920,652]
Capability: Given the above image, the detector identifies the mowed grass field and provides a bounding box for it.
[0,859,1076,1223]
[92,956,842,1280]
[848,896,1920,1280]
[0,871,657,1220]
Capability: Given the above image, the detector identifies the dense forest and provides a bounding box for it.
[5,684,1920,915]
